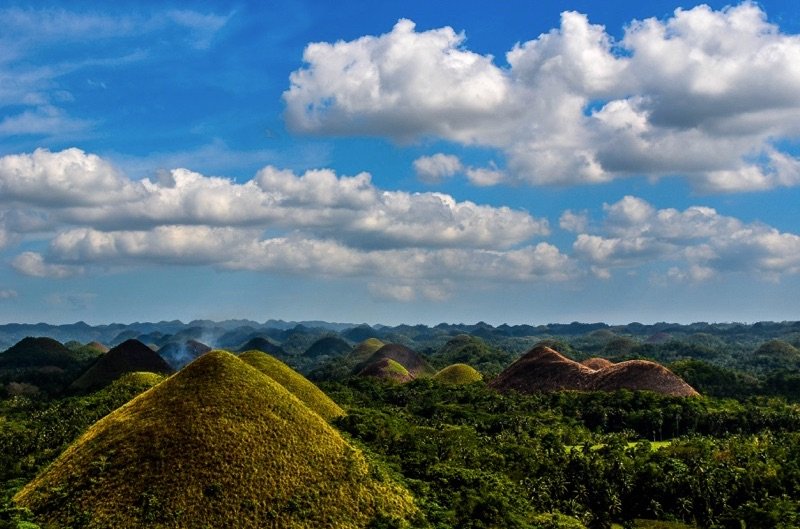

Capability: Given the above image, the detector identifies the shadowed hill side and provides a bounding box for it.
[239,350,344,420]
[14,351,417,529]
[70,339,174,393]
[235,337,286,357]
[349,338,385,364]
[433,363,483,385]
[490,345,596,393]
[358,358,414,383]
[0,337,77,368]
[355,343,435,378]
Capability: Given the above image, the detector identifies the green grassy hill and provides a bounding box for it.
[433,363,483,385]
[358,358,414,383]
[239,350,344,420]
[15,350,417,528]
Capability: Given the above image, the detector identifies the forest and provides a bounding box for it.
[0,319,798,528]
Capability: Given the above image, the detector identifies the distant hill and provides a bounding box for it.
[433,363,483,385]
[158,339,211,369]
[0,337,77,368]
[239,350,344,420]
[235,337,286,357]
[15,350,416,528]
[432,334,512,375]
[490,345,698,397]
[355,343,435,378]
[70,339,174,392]
[303,336,352,358]
[358,358,414,383]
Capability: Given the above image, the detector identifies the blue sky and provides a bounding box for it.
[1,0,799,325]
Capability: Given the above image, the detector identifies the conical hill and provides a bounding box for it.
[0,337,75,368]
[239,350,344,420]
[433,363,483,385]
[349,338,385,364]
[358,358,414,383]
[70,339,174,393]
[15,351,417,528]
[355,343,434,378]
[591,360,699,397]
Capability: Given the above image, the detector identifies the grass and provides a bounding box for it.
[15,351,417,528]
[432,363,483,385]
[238,350,344,420]
[566,440,673,452]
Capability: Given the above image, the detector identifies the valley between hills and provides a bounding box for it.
[1,319,799,528]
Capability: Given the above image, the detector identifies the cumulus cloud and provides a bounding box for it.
[0,289,17,299]
[413,153,463,184]
[573,196,800,280]
[285,4,800,192]
[2,149,569,298]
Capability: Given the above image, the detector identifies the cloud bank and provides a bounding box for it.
[285,3,800,192]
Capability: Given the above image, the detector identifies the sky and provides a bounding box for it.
[1,0,799,326]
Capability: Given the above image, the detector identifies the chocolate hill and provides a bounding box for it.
[581,357,615,370]
[490,345,595,393]
[491,345,698,397]
[239,350,344,420]
[235,337,286,357]
[433,363,483,385]
[358,358,414,383]
[0,337,76,368]
[592,360,699,396]
[14,351,417,528]
[158,339,212,370]
[70,339,174,393]
[349,338,385,364]
[355,343,434,378]
[303,336,352,358]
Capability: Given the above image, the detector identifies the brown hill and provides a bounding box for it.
[70,339,174,392]
[358,358,414,383]
[15,351,416,528]
[355,343,434,378]
[592,360,699,397]
[491,345,698,397]
[490,345,595,393]
[581,357,615,370]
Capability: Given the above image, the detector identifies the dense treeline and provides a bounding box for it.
[325,378,800,528]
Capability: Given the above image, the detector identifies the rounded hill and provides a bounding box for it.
[490,345,595,393]
[581,357,615,370]
[239,350,344,420]
[158,339,211,370]
[0,337,76,368]
[235,337,286,357]
[70,339,174,393]
[14,350,417,528]
[358,358,414,383]
[433,363,483,385]
[356,343,434,378]
[349,338,385,364]
[303,336,352,358]
[592,360,699,397]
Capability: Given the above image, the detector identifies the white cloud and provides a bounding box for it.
[413,153,462,184]
[11,251,81,278]
[2,149,570,296]
[285,4,800,192]
[573,195,800,280]
[0,289,17,299]
[559,210,589,233]
[465,164,506,187]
